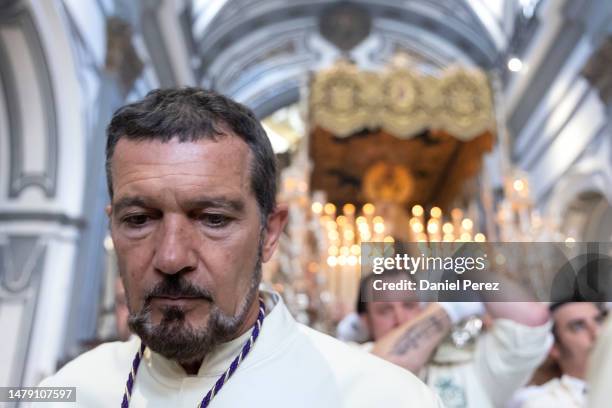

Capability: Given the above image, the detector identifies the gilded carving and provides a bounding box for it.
[310,61,494,140]
[363,162,413,205]
[310,60,381,137]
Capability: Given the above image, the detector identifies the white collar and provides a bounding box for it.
[559,374,587,401]
[143,291,295,386]
[560,374,586,391]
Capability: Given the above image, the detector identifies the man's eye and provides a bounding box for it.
[199,213,230,228]
[569,321,586,332]
[376,307,392,315]
[122,214,150,227]
[403,302,418,310]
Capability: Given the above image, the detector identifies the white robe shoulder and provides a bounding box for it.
[297,324,444,407]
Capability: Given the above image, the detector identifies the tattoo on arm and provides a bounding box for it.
[390,310,448,355]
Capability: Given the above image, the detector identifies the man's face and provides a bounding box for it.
[364,301,423,340]
[551,302,606,378]
[107,135,284,363]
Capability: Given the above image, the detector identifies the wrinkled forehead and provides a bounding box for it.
[112,133,250,164]
[110,135,253,193]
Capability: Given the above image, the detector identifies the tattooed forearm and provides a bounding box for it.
[390,309,449,355]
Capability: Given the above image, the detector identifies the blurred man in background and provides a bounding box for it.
[516,301,607,408]
[352,272,551,408]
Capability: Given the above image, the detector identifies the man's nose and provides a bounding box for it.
[393,305,407,327]
[394,305,414,326]
[153,216,197,275]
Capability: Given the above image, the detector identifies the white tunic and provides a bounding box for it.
[423,319,552,408]
[39,292,442,407]
[519,376,586,408]
[359,319,551,408]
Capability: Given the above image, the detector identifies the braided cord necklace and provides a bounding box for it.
[121,298,266,408]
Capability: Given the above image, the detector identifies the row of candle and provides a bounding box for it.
[310,201,488,307]
[408,204,486,242]
[312,202,394,306]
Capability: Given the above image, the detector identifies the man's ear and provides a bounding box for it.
[261,203,288,263]
[549,342,561,361]
[105,204,112,218]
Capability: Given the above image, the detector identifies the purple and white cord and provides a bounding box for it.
[121,298,266,408]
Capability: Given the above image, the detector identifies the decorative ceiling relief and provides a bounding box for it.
[105,17,143,96]
[318,2,372,51]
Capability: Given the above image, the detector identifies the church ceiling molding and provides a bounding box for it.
[192,0,502,76]
[309,60,494,140]
[206,19,317,95]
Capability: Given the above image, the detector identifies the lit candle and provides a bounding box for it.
[412,205,425,225]
[427,218,441,241]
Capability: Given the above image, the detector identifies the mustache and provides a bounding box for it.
[144,276,213,304]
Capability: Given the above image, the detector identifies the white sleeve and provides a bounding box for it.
[473,318,552,407]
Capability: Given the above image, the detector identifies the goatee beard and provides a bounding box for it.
[127,258,262,364]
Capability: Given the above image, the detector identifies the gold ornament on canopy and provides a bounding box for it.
[309,60,495,140]
[309,60,381,137]
[379,68,431,137]
[435,69,495,140]
[362,162,413,205]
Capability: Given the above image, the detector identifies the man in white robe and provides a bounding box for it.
[352,273,551,408]
[38,88,442,407]
[514,301,606,408]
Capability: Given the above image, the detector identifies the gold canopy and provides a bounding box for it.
[309,60,495,140]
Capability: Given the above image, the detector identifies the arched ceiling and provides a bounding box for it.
[188,0,513,117]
